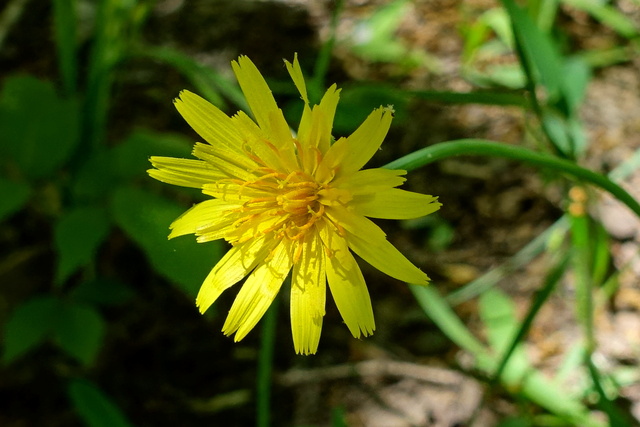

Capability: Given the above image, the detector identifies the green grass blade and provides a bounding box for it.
[562,0,639,38]
[409,285,488,356]
[135,46,228,108]
[383,139,640,219]
[501,0,564,99]
[569,197,595,351]
[446,216,569,305]
[492,253,570,382]
[311,0,344,101]
[257,297,278,427]
[587,358,633,426]
[52,0,77,94]
[410,89,529,107]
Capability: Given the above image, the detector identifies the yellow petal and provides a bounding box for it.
[291,232,326,355]
[332,168,406,194]
[284,53,308,104]
[315,84,341,153]
[232,111,288,172]
[327,207,429,285]
[196,237,274,313]
[231,56,297,170]
[174,90,244,152]
[148,157,225,188]
[222,240,294,341]
[168,199,238,239]
[318,106,393,180]
[193,142,258,182]
[352,189,442,219]
[318,221,375,338]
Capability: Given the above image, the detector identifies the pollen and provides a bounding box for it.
[232,168,327,243]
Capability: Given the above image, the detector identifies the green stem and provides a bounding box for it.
[384,139,640,219]
[256,299,278,427]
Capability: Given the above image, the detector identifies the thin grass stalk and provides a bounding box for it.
[256,298,278,427]
[491,253,569,382]
[384,139,640,219]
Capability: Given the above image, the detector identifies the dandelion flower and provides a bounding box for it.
[148,55,441,355]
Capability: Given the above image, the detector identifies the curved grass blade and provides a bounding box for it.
[383,139,640,219]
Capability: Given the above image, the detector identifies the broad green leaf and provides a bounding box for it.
[72,148,115,202]
[3,296,60,363]
[54,302,105,365]
[0,178,30,221]
[111,130,192,180]
[70,278,135,306]
[68,379,134,427]
[0,75,79,179]
[110,186,224,296]
[54,206,111,284]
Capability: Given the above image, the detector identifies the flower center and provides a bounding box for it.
[237,169,326,242]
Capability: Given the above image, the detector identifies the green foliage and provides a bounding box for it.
[3,296,105,365]
[110,186,224,297]
[0,76,80,179]
[54,206,111,284]
[344,0,437,70]
[68,379,135,427]
[0,178,30,221]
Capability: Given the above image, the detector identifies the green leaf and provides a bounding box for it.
[54,302,105,365]
[3,296,60,363]
[562,58,591,116]
[0,75,80,179]
[68,379,134,427]
[501,0,564,100]
[54,206,111,284]
[72,148,115,202]
[0,178,30,221]
[70,278,135,306]
[110,186,224,296]
[111,130,192,180]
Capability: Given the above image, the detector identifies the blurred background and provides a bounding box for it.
[1,0,640,425]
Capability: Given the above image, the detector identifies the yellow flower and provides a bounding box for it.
[148,55,441,355]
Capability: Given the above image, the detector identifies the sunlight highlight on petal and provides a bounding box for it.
[291,232,326,355]
[148,54,441,354]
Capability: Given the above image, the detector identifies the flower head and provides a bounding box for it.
[148,55,441,355]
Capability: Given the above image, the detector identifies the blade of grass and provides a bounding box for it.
[410,285,488,356]
[569,187,595,352]
[562,0,639,38]
[311,0,344,101]
[0,0,29,50]
[492,253,570,382]
[383,139,640,220]
[256,296,278,427]
[446,216,569,305]
[411,285,605,427]
[52,0,77,94]
[137,46,227,108]
[587,357,633,426]
[410,89,529,107]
